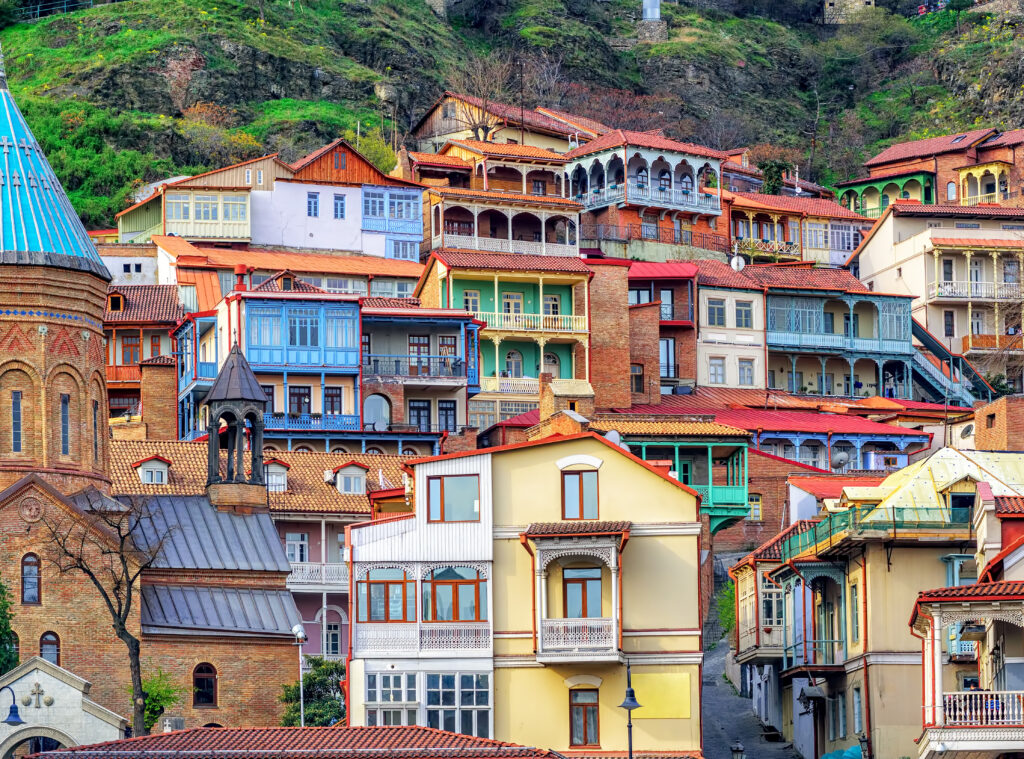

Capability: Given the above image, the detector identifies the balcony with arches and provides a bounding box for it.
[430,199,580,257]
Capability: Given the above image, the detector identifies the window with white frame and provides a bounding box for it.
[852,688,863,734]
[805,222,827,249]
[738,358,754,386]
[396,281,415,298]
[708,357,725,384]
[389,193,418,219]
[285,532,308,563]
[426,673,490,738]
[245,168,252,184]
[463,290,481,312]
[223,195,247,222]
[371,279,396,297]
[266,462,288,493]
[336,466,366,495]
[390,240,419,261]
[326,277,368,295]
[366,673,418,727]
[256,169,264,185]
[760,574,783,626]
[137,460,169,485]
[166,193,190,221]
[830,223,858,252]
[193,195,219,221]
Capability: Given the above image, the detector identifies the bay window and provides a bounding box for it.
[423,568,487,622]
[358,568,415,622]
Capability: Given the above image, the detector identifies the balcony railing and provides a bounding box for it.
[362,217,422,235]
[942,691,1024,726]
[962,333,1024,352]
[692,484,748,507]
[477,376,591,395]
[287,562,349,587]
[362,355,467,379]
[660,363,678,379]
[472,311,587,333]
[576,184,722,215]
[767,330,912,355]
[539,617,616,657]
[737,238,801,258]
[302,652,344,672]
[264,413,361,431]
[353,622,492,656]
[198,361,218,379]
[783,639,845,669]
[927,281,1024,300]
[780,505,972,562]
[661,303,694,322]
[443,233,577,257]
[579,223,730,253]
[106,365,142,383]
[961,190,1015,206]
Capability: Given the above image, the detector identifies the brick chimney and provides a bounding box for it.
[139,356,178,440]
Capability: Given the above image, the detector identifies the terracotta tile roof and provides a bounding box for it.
[534,107,615,137]
[432,250,591,274]
[834,167,937,187]
[446,140,567,162]
[140,355,175,366]
[917,580,1024,602]
[891,203,1024,218]
[864,128,996,167]
[251,271,329,293]
[627,261,697,280]
[736,519,820,565]
[181,244,425,278]
[525,521,631,536]
[995,495,1024,514]
[438,92,580,137]
[981,129,1024,148]
[43,726,555,758]
[362,297,422,309]
[742,264,875,294]
[433,186,581,208]
[587,419,749,437]
[931,237,1024,249]
[691,259,758,289]
[564,129,728,161]
[728,191,868,221]
[787,475,885,500]
[109,440,409,514]
[409,151,473,169]
[105,285,183,324]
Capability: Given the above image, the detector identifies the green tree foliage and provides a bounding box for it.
[748,144,802,195]
[128,667,185,732]
[0,581,17,675]
[716,581,736,634]
[947,0,972,33]
[985,373,1015,398]
[344,128,396,174]
[281,656,346,727]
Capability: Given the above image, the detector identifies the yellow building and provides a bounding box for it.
[346,427,703,756]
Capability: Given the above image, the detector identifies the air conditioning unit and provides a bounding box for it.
[162,716,186,733]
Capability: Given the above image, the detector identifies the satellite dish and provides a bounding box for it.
[730,255,746,272]
[961,423,974,439]
[831,450,850,470]
[372,420,388,432]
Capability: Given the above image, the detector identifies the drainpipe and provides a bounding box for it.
[762,286,770,388]
[520,534,538,653]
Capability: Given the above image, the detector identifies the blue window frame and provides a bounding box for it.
[363,191,385,218]
[325,309,357,348]
[307,192,320,218]
[92,400,99,461]
[288,307,320,347]
[334,194,346,220]
[60,394,70,455]
[11,390,21,453]
[389,240,419,261]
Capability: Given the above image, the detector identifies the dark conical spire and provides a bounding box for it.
[206,345,267,404]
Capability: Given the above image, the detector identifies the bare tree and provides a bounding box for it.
[446,53,515,142]
[41,494,168,736]
[521,51,567,109]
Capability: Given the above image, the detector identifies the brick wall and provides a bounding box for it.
[665,324,697,384]
[586,261,631,409]
[362,378,406,424]
[973,395,1024,451]
[441,426,479,453]
[628,303,661,406]
[140,361,178,440]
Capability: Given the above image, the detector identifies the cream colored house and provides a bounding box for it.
[694,262,765,389]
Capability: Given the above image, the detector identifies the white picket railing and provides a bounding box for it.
[540,617,616,655]
[420,622,491,651]
[473,311,587,333]
[443,234,578,257]
[478,376,540,394]
[942,691,1024,726]
[287,562,349,587]
[353,622,492,657]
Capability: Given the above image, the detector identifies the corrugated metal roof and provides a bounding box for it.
[132,494,290,572]
[140,585,300,637]
[627,261,697,280]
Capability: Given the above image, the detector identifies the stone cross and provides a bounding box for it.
[30,682,43,708]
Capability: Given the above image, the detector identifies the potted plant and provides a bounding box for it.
[310,412,322,419]
[272,411,285,418]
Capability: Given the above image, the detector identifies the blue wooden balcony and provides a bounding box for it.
[767,330,913,355]
[362,217,422,235]
[362,354,468,380]
[264,413,360,432]
[247,346,360,371]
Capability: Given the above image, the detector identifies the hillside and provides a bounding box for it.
[0,0,1018,227]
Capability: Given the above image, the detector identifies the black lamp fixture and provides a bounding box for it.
[730,741,745,759]
[858,732,870,759]
[618,660,642,759]
[0,685,23,726]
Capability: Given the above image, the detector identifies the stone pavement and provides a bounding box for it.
[701,634,801,759]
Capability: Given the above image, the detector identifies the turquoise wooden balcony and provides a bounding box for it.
[264,413,360,432]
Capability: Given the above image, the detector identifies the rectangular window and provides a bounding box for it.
[333,194,346,219]
[11,390,21,453]
[469,400,496,431]
[502,292,523,314]
[121,334,140,366]
[250,307,282,346]
[389,193,418,220]
[256,169,264,185]
[438,400,457,432]
[149,335,161,359]
[92,399,99,462]
[60,394,70,455]
[334,151,346,171]
[564,568,602,618]
[735,301,753,329]
[707,298,726,327]
[324,387,344,415]
[630,364,644,393]
[285,532,309,563]
[852,688,863,734]
[364,191,386,218]
[193,195,219,221]
[307,192,320,218]
[955,222,981,229]
[165,193,190,221]
[245,168,252,184]
[738,359,755,386]
[325,278,367,295]
[543,295,560,316]
[748,493,762,521]
[425,673,491,738]
[371,279,395,297]
[709,357,725,384]
[838,691,847,739]
[569,690,599,746]
[288,307,320,347]
[562,470,598,519]
[325,309,357,349]
[944,311,955,338]
[463,290,481,312]
[428,475,480,522]
[261,384,275,411]
[409,399,431,432]
[850,584,859,642]
[359,571,416,623]
[390,240,419,261]
[223,195,247,222]
[532,180,546,195]
[288,386,311,415]
[828,697,837,742]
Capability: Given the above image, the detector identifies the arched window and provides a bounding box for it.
[423,568,488,622]
[193,663,217,707]
[947,181,957,201]
[504,350,523,378]
[636,167,649,186]
[543,353,561,379]
[366,446,385,454]
[331,447,348,454]
[658,170,671,190]
[364,394,391,429]
[39,632,59,666]
[357,569,415,622]
[21,553,39,604]
[402,447,418,455]
[293,446,313,453]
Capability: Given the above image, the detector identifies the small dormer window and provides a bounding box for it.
[265,460,289,493]
[109,294,124,312]
[335,464,367,495]
[133,456,170,485]
[282,276,293,291]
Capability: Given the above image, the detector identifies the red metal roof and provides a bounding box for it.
[495,409,540,428]
[891,202,1024,218]
[564,129,727,161]
[787,475,885,500]
[864,128,996,167]
[105,285,183,324]
[627,261,697,280]
[44,726,557,758]
[438,92,580,137]
[534,106,615,137]
[431,250,592,274]
[525,520,631,536]
[931,237,1024,248]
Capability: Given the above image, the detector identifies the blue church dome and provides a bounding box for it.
[0,46,109,280]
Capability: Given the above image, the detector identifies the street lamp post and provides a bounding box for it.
[0,686,23,726]
[730,742,745,759]
[859,732,870,759]
[618,661,641,759]
[292,623,308,727]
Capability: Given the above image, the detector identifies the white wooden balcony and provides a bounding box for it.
[942,691,1024,726]
[477,377,592,396]
[927,281,1024,301]
[353,622,492,658]
[443,233,578,257]
[473,311,587,333]
[537,617,619,663]
[919,692,1024,759]
[287,562,349,589]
